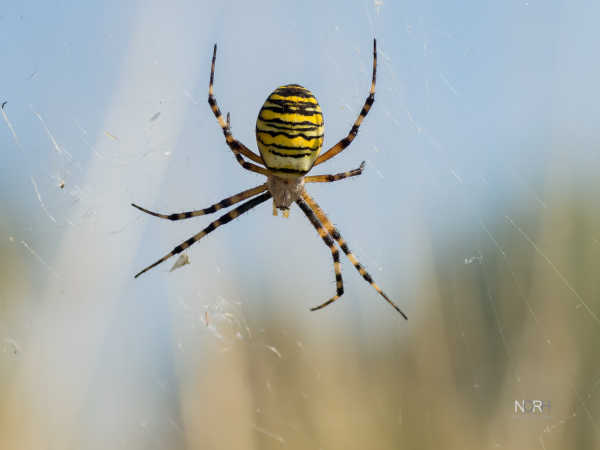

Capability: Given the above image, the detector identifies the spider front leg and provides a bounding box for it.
[132,184,267,221]
[304,161,366,184]
[208,44,268,175]
[296,197,344,311]
[301,190,407,319]
[314,39,377,166]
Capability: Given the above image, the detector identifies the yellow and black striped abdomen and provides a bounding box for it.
[256,84,324,178]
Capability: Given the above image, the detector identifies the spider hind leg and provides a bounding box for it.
[134,192,272,278]
[296,197,344,310]
[301,190,407,319]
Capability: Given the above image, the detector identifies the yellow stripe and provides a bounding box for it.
[257,133,322,150]
[268,94,318,104]
[259,109,322,125]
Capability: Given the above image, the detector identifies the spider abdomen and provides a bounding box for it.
[256,84,324,178]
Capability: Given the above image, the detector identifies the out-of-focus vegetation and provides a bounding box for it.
[169,144,600,450]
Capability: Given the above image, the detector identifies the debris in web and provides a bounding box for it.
[1,101,23,150]
[30,176,57,223]
[264,345,282,359]
[20,240,59,278]
[32,107,72,160]
[439,72,459,97]
[464,255,483,264]
[450,168,463,184]
[104,130,119,141]
[183,89,200,105]
[170,253,190,272]
[198,295,254,345]
[365,157,385,179]
[374,0,384,15]
[252,424,285,444]
[1,338,21,356]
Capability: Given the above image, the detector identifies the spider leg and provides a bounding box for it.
[208,44,268,173]
[296,197,344,311]
[134,192,272,278]
[301,190,407,319]
[131,183,267,221]
[304,161,365,184]
[225,111,263,169]
[313,39,377,166]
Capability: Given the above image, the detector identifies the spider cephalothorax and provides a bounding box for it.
[266,175,305,215]
[132,40,407,319]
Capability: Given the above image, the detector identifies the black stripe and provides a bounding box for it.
[256,128,323,141]
[178,210,201,219]
[259,106,322,117]
[257,121,319,133]
[269,149,312,159]
[262,103,321,115]
[275,86,313,98]
[220,198,233,208]
[167,192,236,220]
[266,97,319,107]
[259,117,321,127]
[269,166,308,174]
[322,232,334,246]
[257,136,319,152]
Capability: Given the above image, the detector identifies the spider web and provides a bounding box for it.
[0,1,599,449]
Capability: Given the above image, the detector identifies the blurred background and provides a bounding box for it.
[1,0,599,448]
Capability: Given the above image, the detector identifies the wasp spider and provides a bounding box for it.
[132,39,407,319]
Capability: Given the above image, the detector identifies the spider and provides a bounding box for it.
[132,39,407,319]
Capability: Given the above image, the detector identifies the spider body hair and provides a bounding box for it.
[266,175,305,214]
